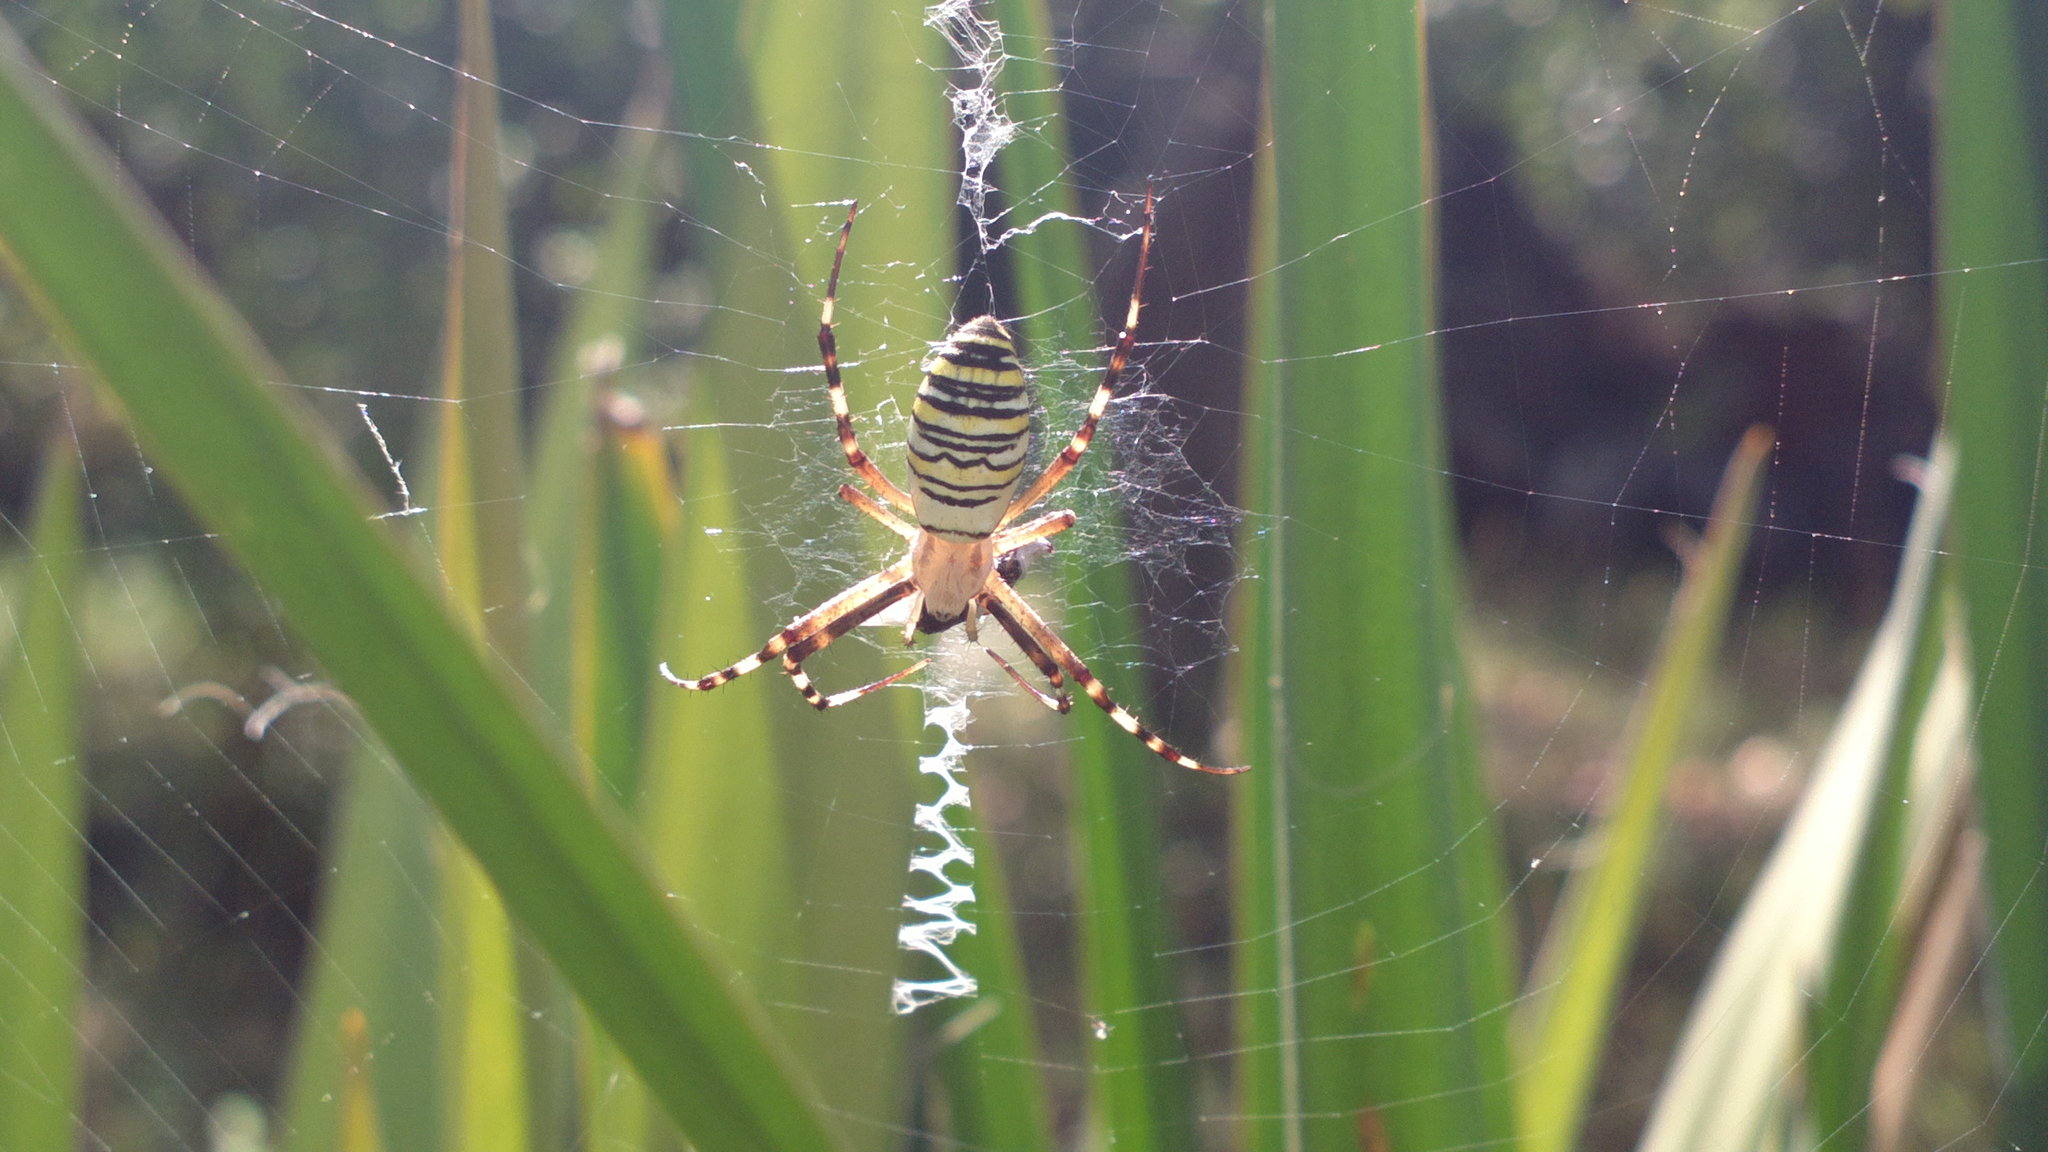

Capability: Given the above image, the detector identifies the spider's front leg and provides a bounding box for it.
[819,202,917,512]
[997,188,1155,530]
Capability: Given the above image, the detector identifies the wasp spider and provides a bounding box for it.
[660,192,1244,775]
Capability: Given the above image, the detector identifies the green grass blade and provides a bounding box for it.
[1805,483,1951,1150]
[528,69,669,802]
[583,421,674,1150]
[930,804,1055,1152]
[1513,428,1768,1152]
[646,0,832,1124]
[658,0,951,1139]
[990,0,1094,342]
[521,90,673,1143]
[909,6,1067,1140]
[1009,187,1202,1148]
[279,745,442,1152]
[0,441,83,1152]
[434,0,527,661]
[0,23,842,1152]
[1071,701,1198,1147]
[1025,201,1191,1152]
[440,850,532,1152]
[433,5,538,1147]
[1635,442,1964,1152]
[1935,2,2048,1138]
[1238,2,1517,1148]
[639,422,793,974]
[1234,98,1290,1145]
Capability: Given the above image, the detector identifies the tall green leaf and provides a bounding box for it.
[1237,2,1517,1149]
[528,67,671,803]
[1806,480,1952,1150]
[914,4,1075,1141]
[279,744,442,1152]
[520,66,673,1151]
[0,440,83,1152]
[656,0,947,1139]
[1514,428,1768,1152]
[1935,2,2048,1139]
[432,4,538,1148]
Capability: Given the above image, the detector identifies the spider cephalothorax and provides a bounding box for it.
[659,192,1244,775]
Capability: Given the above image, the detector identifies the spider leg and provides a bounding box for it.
[784,652,930,709]
[993,509,1077,553]
[976,509,1075,709]
[980,574,1246,774]
[998,189,1155,529]
[977,590,1071,712]
[840,483,916,540]
[660,560,912,691]
[773,570,929,708]
[820,202,917,512]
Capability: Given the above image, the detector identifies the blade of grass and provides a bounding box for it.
[1513,427,1769,1152]
[1935,2,2048,1138]
[433,4,537,1147]
[928,796,1054,1152]
[639,420,792,975]
[518,70,673,1150]
[660,0,950,1138]
[436,0,527,661]
[990,0,1094,336]
[1069,652,1197,1148]
[0,23,842,1152]
[278,744,442,1152]
[1635,441,1966,1152]
[1805,475,1952,1150]
[440,850,531,1152]
[652,5,901,1140]
[0,439,83,1152]
[643,6,833,1137]
[528,64,671,802]
[1238,1,1518,1147]
[1233,94,1290,1143]
[577,411,674,1151]
[1006,185,1204,1149]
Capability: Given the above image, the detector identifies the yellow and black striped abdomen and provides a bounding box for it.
[908,315,1029,540]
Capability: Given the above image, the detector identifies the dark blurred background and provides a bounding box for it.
[2,0,1942,1145]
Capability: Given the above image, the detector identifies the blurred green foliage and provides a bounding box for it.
[0,0,2035,1149]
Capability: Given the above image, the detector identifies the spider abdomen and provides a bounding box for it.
[908,315,1028,542]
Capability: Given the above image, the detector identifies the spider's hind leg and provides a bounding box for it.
[978,590,1071,712]
[981,574,1246,774]
[767,567,925,709]
[784,652,930,709]
[661,562,915,695]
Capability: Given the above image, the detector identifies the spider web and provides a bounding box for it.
[0,0,2032,1149]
